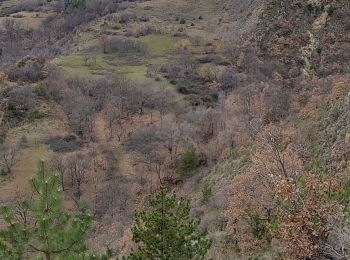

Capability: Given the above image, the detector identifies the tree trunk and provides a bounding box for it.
[45,252,51,260]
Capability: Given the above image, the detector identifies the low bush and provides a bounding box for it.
[202,182,213,204]
[179,147,200,174]
[106,36,148,54]
[2,0,43,15]
[7,57,45,82]
[64,0,86,10]
[28,110,47,121]
[7,85,36,111]
[45,135,81,153]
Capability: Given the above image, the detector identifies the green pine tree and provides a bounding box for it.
[126,189,212,260]
[0,161,93,260]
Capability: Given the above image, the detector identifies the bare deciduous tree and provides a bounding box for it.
[155,117,182,162]
[323,220,350,260]
[63,91,97,140]
[261,84,291,123]
[99,34,109,54]
[0,143,21,175]
[123,125,166,190]
[218,67,238,95]
[95,176,129,219]
[7,85,36,111]
[2,18,21,44]
[48,153,66,191]
[66,153,91,201]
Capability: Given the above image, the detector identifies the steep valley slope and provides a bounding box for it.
[0,0,349,259]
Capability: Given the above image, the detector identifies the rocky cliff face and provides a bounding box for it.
[256,0,350,80]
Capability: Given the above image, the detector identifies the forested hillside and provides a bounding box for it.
[0,0,349,259]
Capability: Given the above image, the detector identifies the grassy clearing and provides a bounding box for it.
[0,145,52,202]
[6,107,67,142]
[54,54,150,80]
[139,34,183,55]
[53,31,181,81]
[0,108,67,201]
[119,65,148,81]
[15,145,52,178]
[54,44,168,81]
[54,30,183,80]
[0,10,54,29]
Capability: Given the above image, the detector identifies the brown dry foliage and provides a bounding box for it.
[225,125,303,252]
[275,173,340,259]
[225,124,342,258]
